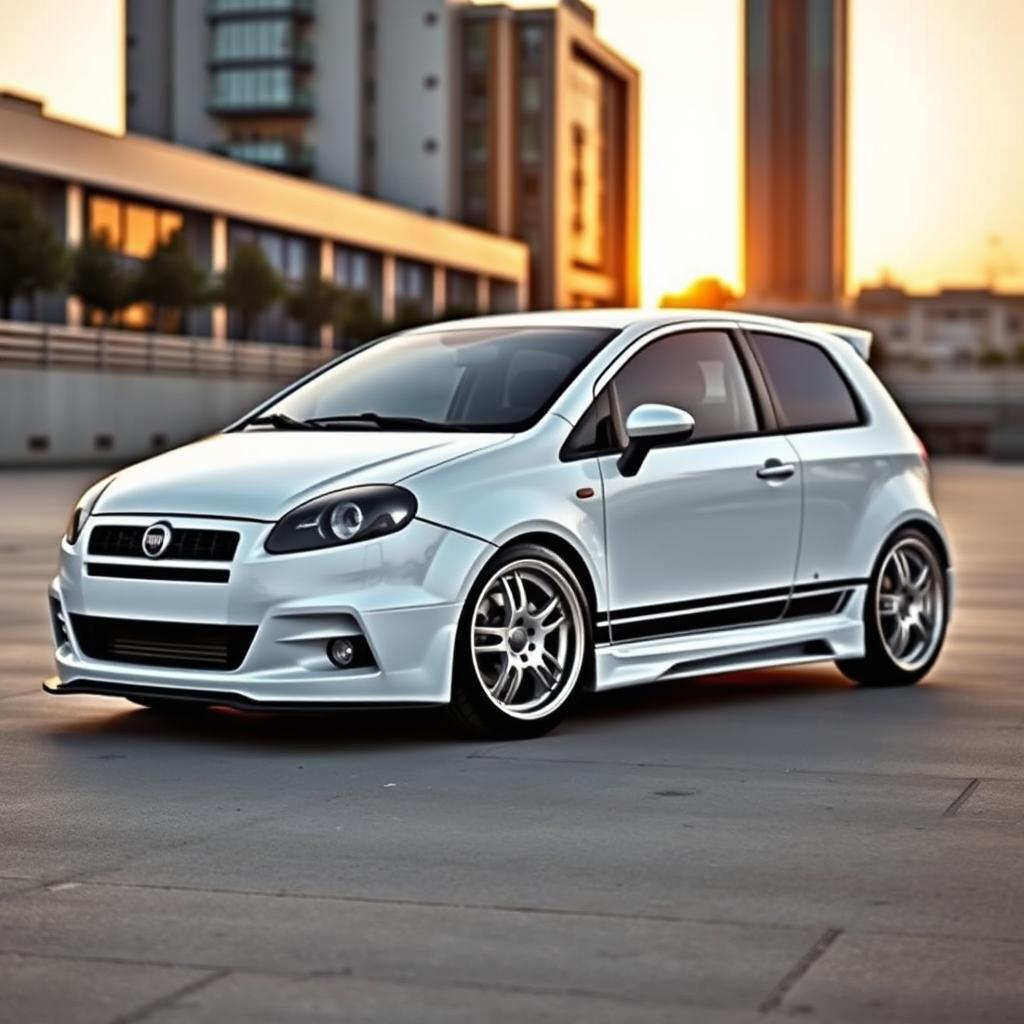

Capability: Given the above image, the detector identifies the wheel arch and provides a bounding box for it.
[877,516,951,573]
[494,530,601,623]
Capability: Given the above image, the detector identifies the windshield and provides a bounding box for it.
[249,326,616,432]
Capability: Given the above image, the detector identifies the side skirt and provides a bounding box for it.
[592,594,866,692]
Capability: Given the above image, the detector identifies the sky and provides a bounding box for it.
[1,0,1022,302]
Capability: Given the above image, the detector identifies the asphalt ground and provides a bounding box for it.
[1,461,1022,1023]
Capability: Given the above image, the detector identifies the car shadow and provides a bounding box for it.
[575,662,854,726]
[44,663,856,755]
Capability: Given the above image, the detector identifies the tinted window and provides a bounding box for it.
[748,332,861,430]
[612,331,759,441]
[256,327,614,432]
[564,389,616,457]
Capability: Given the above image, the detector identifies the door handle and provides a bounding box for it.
[757,459,796,481]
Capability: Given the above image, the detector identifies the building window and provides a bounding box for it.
[467,71,488,102]
[335,244,380,297]
[211,18,294,62]
[86,194,188,330]
[211,67,303,109]
[464,22,488,64]
[446,269,477,312]
[519,24,545,64]
[396,259,429,302]
[88,194,183,258]
[568,57,608,270]
[520,75,542,114]
[228,222,316,344]
[466,122,487,163]
[519,120,541,163]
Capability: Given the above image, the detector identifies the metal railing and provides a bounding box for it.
[0,320,328,380]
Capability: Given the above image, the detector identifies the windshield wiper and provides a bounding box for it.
[306,413,467,431]
[249,413,323,431]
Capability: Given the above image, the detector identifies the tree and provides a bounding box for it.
[391,300,431,332]
[659,276,736,310]
[219,242,283,340]
[0,188,66,319]
[336,290,384,348]
[285,273,344,345]
[69,231,130,326]
[133,231,208,333]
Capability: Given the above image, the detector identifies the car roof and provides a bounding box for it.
[409,308,841,340]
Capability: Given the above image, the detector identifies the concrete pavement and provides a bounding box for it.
[0,463,1022,1022]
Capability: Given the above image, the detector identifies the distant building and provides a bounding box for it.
[0,94,527,345]
[856,285,1024,365]
[744,0,847,305]
[125,0,639,310]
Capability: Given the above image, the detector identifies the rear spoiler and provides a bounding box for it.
[804,322,872,361]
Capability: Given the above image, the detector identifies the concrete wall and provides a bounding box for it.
[0,368,284,467]
[375,0,452,217]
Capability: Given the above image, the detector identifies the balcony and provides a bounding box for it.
[207,0,314,19]
[211,138,314,175]
[207,87,314,117]
[208,38,314,69]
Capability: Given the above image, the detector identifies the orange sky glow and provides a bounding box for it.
[1,0,1022,303]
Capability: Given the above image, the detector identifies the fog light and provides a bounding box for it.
[327,637,356,668]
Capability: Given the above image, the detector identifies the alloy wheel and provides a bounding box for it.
[876,536,945,672]
[470,558,586,720]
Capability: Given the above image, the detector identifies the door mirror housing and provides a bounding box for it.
[618,403,696,477]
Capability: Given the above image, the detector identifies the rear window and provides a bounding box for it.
[748,332,861,431]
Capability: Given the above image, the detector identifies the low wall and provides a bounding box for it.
[0,367,283,466]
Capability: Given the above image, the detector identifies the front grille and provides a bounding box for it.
[69,614,256,671]
[86,564,230,584]
[89,525,240,561]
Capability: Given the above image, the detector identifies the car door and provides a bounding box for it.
[596,327,802,644]
[744,330,875,592]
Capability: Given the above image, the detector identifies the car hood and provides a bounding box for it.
[94,430,509,520]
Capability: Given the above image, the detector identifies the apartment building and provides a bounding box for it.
[125,0,639,309]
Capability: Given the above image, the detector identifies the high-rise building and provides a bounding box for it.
[744,0,847,305]
[125,0,639,310]
[454,1,639,308]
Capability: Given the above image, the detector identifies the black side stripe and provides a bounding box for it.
[597,585,791,627]
[593,578,867,645]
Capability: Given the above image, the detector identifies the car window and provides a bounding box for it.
[747,332,861,430]
[563,388,617,457]
[255,326,616,432]
[611,331,759,442]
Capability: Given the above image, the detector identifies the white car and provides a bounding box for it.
[46,311,951,738]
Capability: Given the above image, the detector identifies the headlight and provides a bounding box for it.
[265,485,418,554]
[64,475,117,546]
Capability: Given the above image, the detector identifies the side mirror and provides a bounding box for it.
[618,403,695,477]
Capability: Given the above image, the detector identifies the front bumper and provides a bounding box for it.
[46,514,492,707]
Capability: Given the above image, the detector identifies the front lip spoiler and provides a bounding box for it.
[42,677,442,713]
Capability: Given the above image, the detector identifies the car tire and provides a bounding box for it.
[836,527,948,688]
[446,542,593,739]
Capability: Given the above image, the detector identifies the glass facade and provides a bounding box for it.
[396,259,430,313]
[228,222,316,344]
[87,194,189,330]
[446,270,477,313]
[210,68,310,111]
[89,195,183,258]
[208,0,313,14]
[334,244,379,297]
[212,19,297,61]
